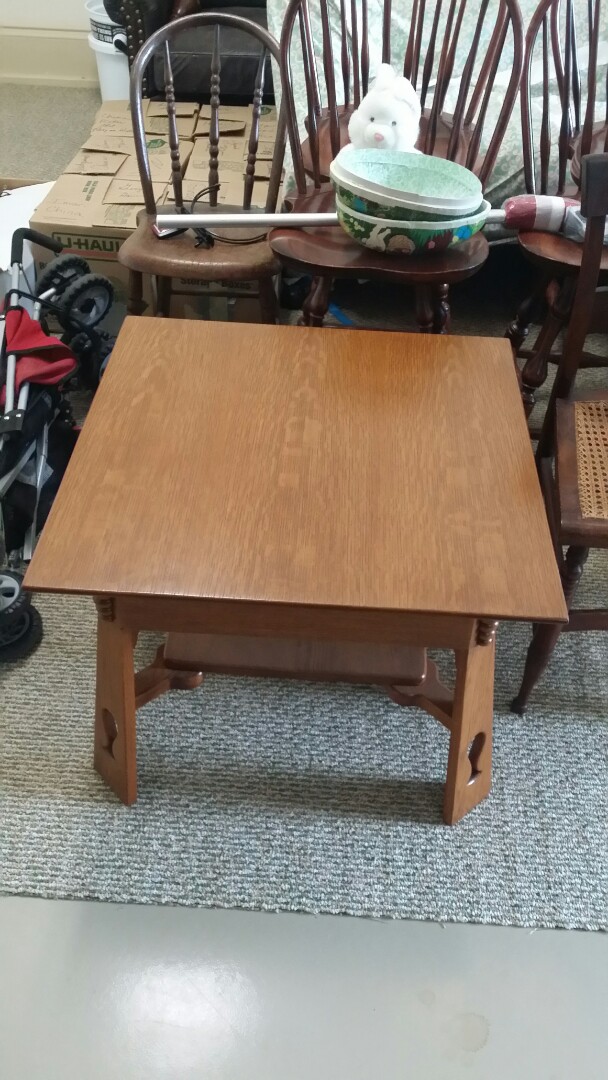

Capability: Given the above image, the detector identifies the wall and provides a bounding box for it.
[0,0,97,86]
[5,1,89,31]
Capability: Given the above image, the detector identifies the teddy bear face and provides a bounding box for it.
[347,90,420,153]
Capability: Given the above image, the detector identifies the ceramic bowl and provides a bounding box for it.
[335,196,490,254]
[330,159,479,222]
[330,148,483,220]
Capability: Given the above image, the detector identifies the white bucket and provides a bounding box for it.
[88,33,130,101]
[85,1,124,43]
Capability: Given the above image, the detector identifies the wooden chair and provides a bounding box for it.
[512,153,608,714]
[269,0,524,331]
[118,12,288,321]
[506,0,608,415]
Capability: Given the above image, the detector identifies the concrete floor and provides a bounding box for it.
[0,897,606,1079]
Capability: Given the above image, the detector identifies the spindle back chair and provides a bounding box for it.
[119,12,292,320]
[279,0,524,191]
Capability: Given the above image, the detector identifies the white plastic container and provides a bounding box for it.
[86,0,124,43]
[88,33,130,101]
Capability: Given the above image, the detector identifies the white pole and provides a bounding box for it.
[156,211,340,230]
[156,209,505,231]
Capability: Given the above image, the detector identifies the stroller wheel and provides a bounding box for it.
[0,570,31,628]
[0,606,43,663]
[36,255,90,298]
[57,273,114,332]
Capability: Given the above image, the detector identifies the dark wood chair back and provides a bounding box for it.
[522,0,607,195]
[279,0,524,193]
[538,153,608,455]
[129,12,293,216]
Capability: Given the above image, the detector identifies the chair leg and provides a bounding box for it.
[511,545,588,714]
[415,284,434,333]
[258,277,278,324]
[505,288,543,354]
[519,277,574,417]
[432,283,451,334]
[299,276,331,327]
[127,270,146,316]
[154,275,172,317]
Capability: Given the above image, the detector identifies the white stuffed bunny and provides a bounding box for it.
[346,64,421,153]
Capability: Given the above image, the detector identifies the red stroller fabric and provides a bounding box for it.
[1,307,77,405]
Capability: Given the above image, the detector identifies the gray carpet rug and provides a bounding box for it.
[0,85,100,181]
[1,589,607,929]
[0,83,606,928]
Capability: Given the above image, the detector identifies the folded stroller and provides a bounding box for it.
[0,228,114,661]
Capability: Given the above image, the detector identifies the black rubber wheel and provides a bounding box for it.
[36,255,90,298]
[0,607,43,662]
[0,570,31,628]
[57,273,114,331]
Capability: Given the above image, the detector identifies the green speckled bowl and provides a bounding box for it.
[331,167,477,221]
[330,148,483,222]
[335,196,490,254]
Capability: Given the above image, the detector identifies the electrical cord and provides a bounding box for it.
[189,185,266,248]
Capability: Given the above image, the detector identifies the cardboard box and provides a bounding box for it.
[184,140,270,206]
[30,174,149,310]
[92,100,201,140]
[147,100,199,118]
[194,105,248,138]
[65,149,128,176]
[169,294,265,321]
[80,133,192,183]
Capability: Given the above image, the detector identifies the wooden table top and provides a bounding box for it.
[26,318,566,623]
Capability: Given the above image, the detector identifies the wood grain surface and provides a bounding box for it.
[26,318,566,622]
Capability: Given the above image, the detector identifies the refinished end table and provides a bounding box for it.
[25,319,566,823]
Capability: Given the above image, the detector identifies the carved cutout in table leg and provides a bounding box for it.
[388,658,453,729]
[94,615,138,805]
[443,639,495,824]
[135,645,204,710]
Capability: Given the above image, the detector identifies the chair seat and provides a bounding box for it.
[518,230,608,277]
[556,390,608,548]
[270,188,489,284]
[119,212,280,282]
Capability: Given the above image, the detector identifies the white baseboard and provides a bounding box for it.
[0,27,98,87]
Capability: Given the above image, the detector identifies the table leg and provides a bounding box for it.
[94,614,137,805]
[443,636,495,825]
